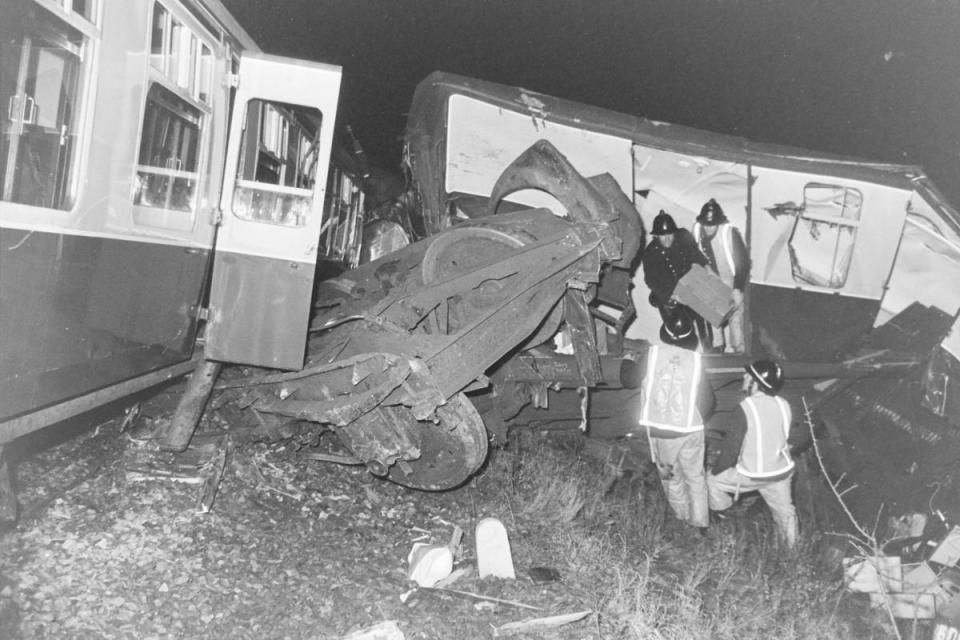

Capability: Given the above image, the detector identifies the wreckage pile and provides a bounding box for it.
[844,513,960,636]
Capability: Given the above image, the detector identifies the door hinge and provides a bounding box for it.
[209,207,223,226]
[194,306,210,321]
[224,73,240,89]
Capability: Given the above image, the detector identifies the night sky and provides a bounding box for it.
[220,0,960,204]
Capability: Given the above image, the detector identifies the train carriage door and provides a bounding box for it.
[206,53,341,369]
[747,166,909,360]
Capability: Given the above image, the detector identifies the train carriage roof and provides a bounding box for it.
[405,71,958,234]
[202,0,261,52]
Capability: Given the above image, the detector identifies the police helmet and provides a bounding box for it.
[660,307,697,350]
[651,210,678,235]
[697,198,728,226]
[745,359,784,394]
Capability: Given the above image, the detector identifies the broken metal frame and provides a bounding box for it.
[218,140,643,490]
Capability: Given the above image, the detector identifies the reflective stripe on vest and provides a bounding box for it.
[638,344,704,435]
[694,222,737,287]
[736,394,795,478]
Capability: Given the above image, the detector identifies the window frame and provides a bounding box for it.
[788,182,863,289]
[132,0,216,229]
[0,0,98,212]
[228,98,323,228]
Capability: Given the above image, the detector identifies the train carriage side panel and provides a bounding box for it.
[0,0,237,427]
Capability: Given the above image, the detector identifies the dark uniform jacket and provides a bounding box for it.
[641,229,708,306]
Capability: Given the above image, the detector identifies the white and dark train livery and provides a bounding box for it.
[0,0,353,456]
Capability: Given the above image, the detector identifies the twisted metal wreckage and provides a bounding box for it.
[194,140,644,491]
[6,27,960,515]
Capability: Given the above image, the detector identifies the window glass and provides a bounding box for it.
[149,5,211,105]
[133,83,201,212]
[789,184,862,289]
[0,0,90,209]
[150,3,166,71]
[319,167,364,264]
[196,44,212,103]
[71,0,93,22]
[231,99,322,227]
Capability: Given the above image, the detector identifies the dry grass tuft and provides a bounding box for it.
[482,428,891,639]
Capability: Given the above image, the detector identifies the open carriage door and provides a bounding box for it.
[747,165,909,361]
[206,53,341,369]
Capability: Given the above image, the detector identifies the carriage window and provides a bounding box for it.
[0,0,93,209]
[320,167,365,265]
[49,0,95,21]
[789,184,862,289]
[148,2,212,104]
[136,2,214,218]
[133,83,201,212]
[231,99,322,227]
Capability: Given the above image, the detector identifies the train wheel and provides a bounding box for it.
[420,224,562,346]
[339,392,489,491]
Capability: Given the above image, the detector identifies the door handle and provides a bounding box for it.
[7,95,20,122]
[22,96,36,125]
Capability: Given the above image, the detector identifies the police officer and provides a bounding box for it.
[641,210,710,344]
[659,304,700,352]
[692,199,749,352]
[707,359,799,547]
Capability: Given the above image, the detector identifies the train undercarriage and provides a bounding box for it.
[157,140,643,491]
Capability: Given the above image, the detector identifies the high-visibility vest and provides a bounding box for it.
[736,393,795,479]
[638,344,704,437]
[693,222,737,287]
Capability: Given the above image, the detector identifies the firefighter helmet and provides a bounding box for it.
[745,359,784,394]
[651,210,678,235]
[697,198,728,225]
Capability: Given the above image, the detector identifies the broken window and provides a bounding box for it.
[0,0,93,209]
[788,183,862,289]
[230,99,322,227]
[319,167,364,265]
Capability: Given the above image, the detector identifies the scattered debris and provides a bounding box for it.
[300,451,363,465]
[407,543,453,587]
[476,517,515,579]
[492,609,593,637]
[844,522,960,625]
[407,586,541,611]
[339,620,404,640]
[434,566,473,589]
[124,436,229,513]
[527,566,561,584]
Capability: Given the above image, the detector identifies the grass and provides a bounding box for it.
[476,429,894,639]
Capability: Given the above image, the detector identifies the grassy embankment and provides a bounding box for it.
[478,430,896,639]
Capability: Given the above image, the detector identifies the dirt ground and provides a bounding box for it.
[1,371,957,639]
[0,403,619,640]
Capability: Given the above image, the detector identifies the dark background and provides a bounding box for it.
[220,0,960,204]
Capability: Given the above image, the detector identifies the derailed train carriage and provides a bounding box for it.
[4,0,960,514]
[222,71,960,493]
[0,0,643,512]
[0,0,368,516]
[404,71,960,374]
